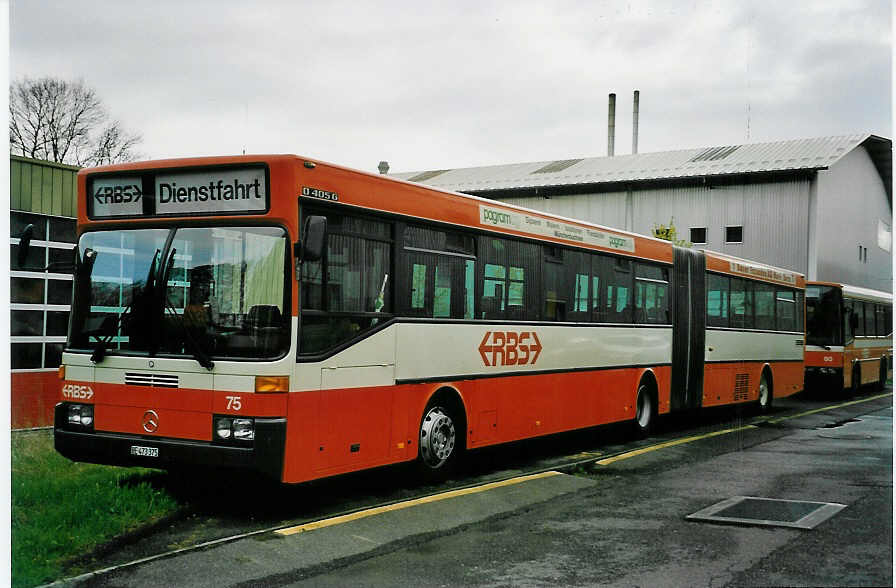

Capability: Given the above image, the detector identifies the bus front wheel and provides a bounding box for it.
[417,400,461,479]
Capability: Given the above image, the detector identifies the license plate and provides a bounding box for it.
[130,445,159,458]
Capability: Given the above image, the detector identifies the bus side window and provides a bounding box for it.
[776,289,796,332]
[843,298,855,342]
[479,236,538,321]
[634,262,670,324]
[730,278,754,330]
[707,274,729,328]
[854,300,866,336]
[606,258,632,323]
[754,282,775,330]
[864,301,876,336]
[543,258,566,321]
[591,254,609,323]
[875,304,888,336]
[482,263,507,319]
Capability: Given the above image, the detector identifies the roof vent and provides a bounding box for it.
[689,145,742,162]
[408,169,450,183]
[531,159,584,174]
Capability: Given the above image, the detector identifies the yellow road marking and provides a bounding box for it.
[597,392,892,466]
[766,392,892,424]
[595,425,757,466]
[275,470,561,537]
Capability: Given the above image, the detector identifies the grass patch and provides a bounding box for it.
[12,431,181,588]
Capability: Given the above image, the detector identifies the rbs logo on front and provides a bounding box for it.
[478,331,542,367]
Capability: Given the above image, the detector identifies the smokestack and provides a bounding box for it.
[378,161,389,174]
[608,93,616,157]
[632,90,640,155]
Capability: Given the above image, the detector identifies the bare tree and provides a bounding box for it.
[9,77,142,166]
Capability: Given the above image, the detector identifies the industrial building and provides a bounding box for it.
[8,133,892,426]
[10,155,78,428]
[391,134,893,293]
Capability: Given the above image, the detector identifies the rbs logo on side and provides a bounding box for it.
[478,331,542,367]
[62,384,94,400]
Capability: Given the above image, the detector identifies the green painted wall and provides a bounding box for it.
[10,155,80,218]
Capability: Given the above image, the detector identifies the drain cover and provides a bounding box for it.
[687,496,846,529]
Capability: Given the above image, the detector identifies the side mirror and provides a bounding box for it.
[16,224,34,268]
[300,215,327,263]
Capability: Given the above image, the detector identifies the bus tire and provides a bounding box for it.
[757,369,772,414]
[417,396,463,480]
[877,357,887,391]
[851,363,861,393]
[633,381,656,438]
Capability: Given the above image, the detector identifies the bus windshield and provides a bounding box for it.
[69,225,289,361]
[805,285,842,346]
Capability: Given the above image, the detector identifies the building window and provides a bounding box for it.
[725,226,743,244]
[10,211,75,371]
[690,227,707,244]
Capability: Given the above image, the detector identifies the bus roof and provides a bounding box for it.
[78,154,807,285]
[702,249,805,288]
[808,281,893,303]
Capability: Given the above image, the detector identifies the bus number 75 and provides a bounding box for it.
[226,396,242,411]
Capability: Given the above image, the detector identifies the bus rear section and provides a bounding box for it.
[805,282,892,393]
[701,252,806,410]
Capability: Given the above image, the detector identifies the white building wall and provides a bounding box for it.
[506,191,629,231]
[499,180,811,275]
[814,146,892,292]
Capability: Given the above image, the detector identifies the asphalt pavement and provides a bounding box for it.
[68,393,892,587]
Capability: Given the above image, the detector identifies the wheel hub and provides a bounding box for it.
[420,407,455,468]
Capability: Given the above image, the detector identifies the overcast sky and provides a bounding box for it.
[9,0,892,174]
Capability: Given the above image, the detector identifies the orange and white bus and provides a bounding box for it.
[805,282,892,392]
[47,155,805,483]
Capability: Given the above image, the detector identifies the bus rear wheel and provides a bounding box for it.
[851,363,861,393]
[877,358,888,391]
[633,383,655,438]
[757,371,772,413]
[417,401,460,479]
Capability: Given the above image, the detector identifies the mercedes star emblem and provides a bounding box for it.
[142,410,159,433]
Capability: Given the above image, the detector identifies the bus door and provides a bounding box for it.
[670,247,706,411]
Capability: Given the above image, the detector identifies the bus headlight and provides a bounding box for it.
[233,419,255,441]
[215,417,233,440]
[80,404,94,427]
[67,404,94,430]
[214,416,255,443]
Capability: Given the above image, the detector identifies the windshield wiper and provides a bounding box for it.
[157,248,215,371]
[90,249,159,364]
[164,299,215,371]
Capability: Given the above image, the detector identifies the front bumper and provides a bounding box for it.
[54,403,287,481]
[804,366,843,391]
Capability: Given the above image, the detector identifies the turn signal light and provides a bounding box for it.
[58,365,65,380]
[255,375,289,394]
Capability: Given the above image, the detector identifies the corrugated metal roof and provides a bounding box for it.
[391,134,890,195]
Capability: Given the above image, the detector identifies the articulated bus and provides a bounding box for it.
[50,155,805,483]
[805,282,892,392]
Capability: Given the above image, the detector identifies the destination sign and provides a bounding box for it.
[729,261,798,285]
[156,168,267,215]
[92,176,143,217]
[89,166,269,218]
[479,204,635,253]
